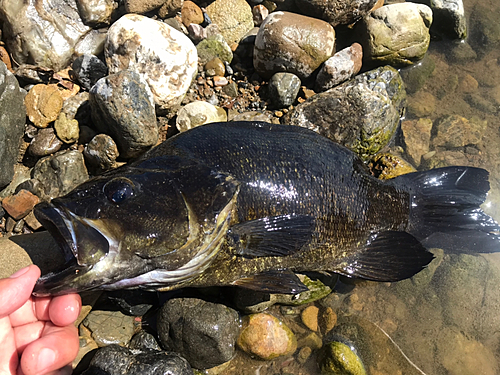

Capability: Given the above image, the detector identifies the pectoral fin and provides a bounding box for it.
[337,231,434,282]
[228,214,315,257]
[232,270,309,294]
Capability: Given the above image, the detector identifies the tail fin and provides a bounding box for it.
[395,167,500,253]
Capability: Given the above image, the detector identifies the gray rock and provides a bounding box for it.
[399,54,435,94]
[287,66,406,159]
[157,298,240,370]
[176,101,227,132]
[82,344,194,375]
[90,70,158,159]
[105,14,198,114]
[0,0,96,71]
[361,3,433,67]
[197,34,233,65]
[105,289,159,316]
[76,0,115,27]
[470,4,500,52]
[82,310,135,347]
[254,11,335,80]
[430,0,466,39]
[294,0,378,26]
[268,72,301,108]
[315,43,363,92]
[84,134,119,172]
[72,54,109,91]
[129,331,162,352]
[74,28,107,57]
[205,0,254,45]
[29,127,64,157]
[31,150,89,201]
[61,92,92,127]
[0,61,26,189]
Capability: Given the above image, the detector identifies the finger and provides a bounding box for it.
[0,266,40,319]
[0,317,18,374]
[19,324,79,375]
[38,294,81,327]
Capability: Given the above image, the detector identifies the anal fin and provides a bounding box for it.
[338,231,434,282]
[232,270,309,294]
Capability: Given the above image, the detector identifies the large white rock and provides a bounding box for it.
[105,14,198,113]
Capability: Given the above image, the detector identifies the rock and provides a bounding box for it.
[76,0,115,27]
[105,289,158,316]
[0,0,96,71]
[318,307,337,334]
[29,127,64,157]
[82,310,135,347]
[158,0,184,18]
[432,115,487,148]
[84,134,119,173]
[430,0,466,39]
[176,101,227,132]
[129,331,162,352]
[213,76,228,86]
[268,72,301,108]
[449,41,477,63]
[0,46,12,72]
[82,344,194,375]
[2,190,40,220]
[24,84,63,128]
[54,113,79,144]
[275,274,333,306]
[401,118,433,167]
[205,58,226,77]
[90,70,158,159]
[369,153,416,180]
[31,150,89,201]
[187,23,207,43]
[407,90,437,117]
[399,54,435,94]
[361,3,432,67]
[315,43,363,92]
[205,0,253,45]
[72,55,109,91]
[105,14,198,113]
[466,93,497,114]
[157,298,240,370]
[125,0,167,14]
[0,61,26,189]
[237,313,297,360]
[254,12,335,80]
[181,1,204,27]
[470,4,500,52]
[230,110,273,122]
[197,34,233,65]
[287,66,406,159]
[61,92,91,126]
[301,305,319,332]
[252,5,268,26]
[294,0,378,26]
[319,341,367,375]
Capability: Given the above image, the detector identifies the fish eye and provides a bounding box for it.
[103,178,135,204]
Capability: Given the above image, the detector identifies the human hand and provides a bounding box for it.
[0,265,81,375]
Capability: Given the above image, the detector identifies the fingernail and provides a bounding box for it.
[37,348,56,372]
[9,266,31,279]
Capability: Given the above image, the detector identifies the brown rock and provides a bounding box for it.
[29,127,63,157]
[205,58,225,76]
[181,1,204,27]
[125,0,167,13]
[0,46,12,72]
[301,305,319,331]
[24,84,63,128]
[252,5,268,26]
[401,118,432,166]
[158,0,184,18]
[2,190,40,220]
[23,210,42,231]
[319,307,337,334]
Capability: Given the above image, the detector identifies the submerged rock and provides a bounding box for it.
[432,114,487,149]
[401,118,433,167]
[319,341,367,375]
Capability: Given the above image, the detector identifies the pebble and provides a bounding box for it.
[1,190,40,220]
[158,0,184,18]
[0,46,12,72]
[176,101,227,132]
[252,5,269,26]
[297,346,312,364]
[29,127,64,157]
[24,84,63,128]
[72,54,109,91]
[23,210,42,231]
[319,341,367,375]
[197,34,234,65]
[301,305,319,332]
[294,0,378,26]
[268,72,301,108]
[77,0,114,27]
[82,310,135,347]
[407,90,437,117]
[431,0,467,39]
[54,113,79,144]
[206,0,254,45]
[213,76,229,86]
[237,313,297,360]
[188,23,207,43]
[401,118,433,167]
[181,1,204,27]
[84,134,120,173]
[125,0,167,14]
[205,58,226,77]
[319,307,337,334]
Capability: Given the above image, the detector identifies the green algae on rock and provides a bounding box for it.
[319,341,366,375]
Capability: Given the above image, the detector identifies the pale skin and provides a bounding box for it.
[0,265,81,375]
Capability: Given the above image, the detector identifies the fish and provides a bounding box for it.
[32,121,500,296]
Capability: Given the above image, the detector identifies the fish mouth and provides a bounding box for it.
[32,202,115,296]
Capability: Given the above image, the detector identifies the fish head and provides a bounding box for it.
[33,161,239,296]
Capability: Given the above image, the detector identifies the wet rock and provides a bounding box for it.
[181,1,204,27]
[369,153,416,179]
[125,0,167,14]
[82,344,194,375]
[449,41,477,63]
[432,115,487,148]
[105,14,198,113]
[129,331,162,352]
[294,0,377,27]
[287,66,406,159]
[361,3,432,67]
[430,0,466,39]
[90,70,158,159]
[301,305,319,332]
[206,0,253,45]
[205,58,226,77]
[401,118,433,167]
[466,93,497,114]
[268,72,301,108]
[319,341,367,375]
[315,43,363,92]
[399,55,436,95]
[0,0,95,71]
[82,310,135,347]
[470,4,500,52]
[84,134,119,173]
[254,12,335,80]
[25,84,63,128]
[319,307,337,334]
[176,101,227,132]
[31,150,89,200]
[252,4,268,26]
[237,313,297,360]
[197,34,233,65]
[54,113,79,144]
[76,0,115,27]
[0,61,26,189]
[72,55,109,91]
[29,127,64,157]
[157,298,240,370]
[1,190,39,220]
[407,90,437,117]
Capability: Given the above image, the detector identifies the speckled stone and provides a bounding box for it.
[82,310,135,347]
[24,84,63,128]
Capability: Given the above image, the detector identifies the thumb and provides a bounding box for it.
[0,265,41,318]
